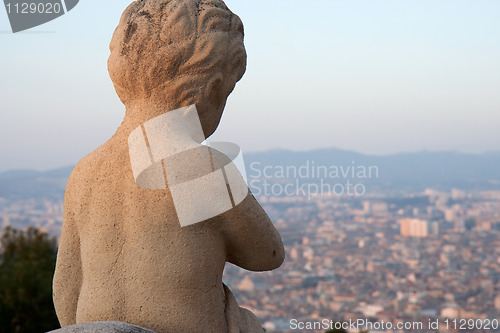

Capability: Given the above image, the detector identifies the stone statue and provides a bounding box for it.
[52,0,285,332]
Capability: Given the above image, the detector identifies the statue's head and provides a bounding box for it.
[108,0,247,138]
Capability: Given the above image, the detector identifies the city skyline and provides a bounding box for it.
[2,182,499,332]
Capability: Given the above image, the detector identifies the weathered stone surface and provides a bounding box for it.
[49,321,156,333]
[53,0,284,332]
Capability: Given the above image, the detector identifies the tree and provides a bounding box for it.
[0,227,60,332]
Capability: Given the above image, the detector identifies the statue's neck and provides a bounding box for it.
[125,104,205,163]
[118,103,205,144]
[126,104,207,190]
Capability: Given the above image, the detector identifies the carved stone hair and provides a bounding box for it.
[108,0,247,106]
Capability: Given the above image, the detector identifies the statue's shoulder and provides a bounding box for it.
[64,141,131,216]
[67,141,127,189]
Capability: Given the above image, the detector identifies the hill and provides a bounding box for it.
[0,149,499,198]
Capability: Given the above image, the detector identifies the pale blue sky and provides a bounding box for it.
[1,0,499,172]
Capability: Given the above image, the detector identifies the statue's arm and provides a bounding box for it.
[53,176,83,327]
[218,193,285,271]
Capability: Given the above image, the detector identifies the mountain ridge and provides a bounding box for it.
[0,149,499,197]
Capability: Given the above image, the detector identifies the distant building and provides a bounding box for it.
[441,303,460,319]
[400,218,429,238]
[333,293,357,303]
[451,188,467,200]
[237,276,255,292]
[429,221,440,235]
[1,214,10,228]
[444,208,457,222]
[495,295,500,311]
[463,218,476,231]
[455,218,465,232]
[371,202,388,215]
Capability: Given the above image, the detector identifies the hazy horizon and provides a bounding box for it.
[1,146,499,174]
[1,0,499,173]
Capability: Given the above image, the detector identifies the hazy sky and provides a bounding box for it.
[1,0,499,172]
